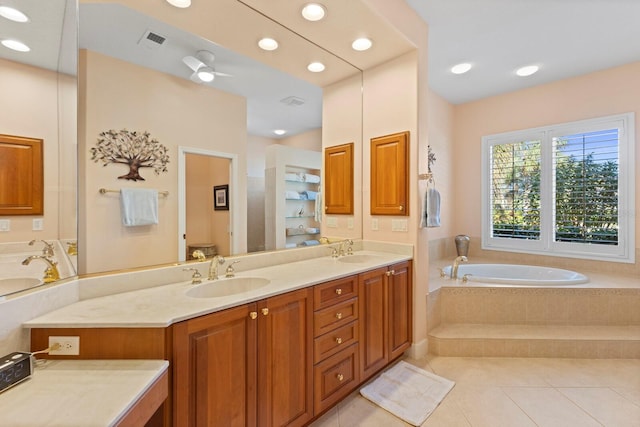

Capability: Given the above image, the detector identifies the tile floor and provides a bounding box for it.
[310,356,640,427]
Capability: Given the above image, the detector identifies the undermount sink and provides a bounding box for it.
[337,254,381,264]
[185,277,271,298]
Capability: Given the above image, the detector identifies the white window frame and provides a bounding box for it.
[481,113,635,263]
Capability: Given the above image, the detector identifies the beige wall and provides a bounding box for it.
[78,50,247,274]
[453,61,640,255]
[0,59,63,242]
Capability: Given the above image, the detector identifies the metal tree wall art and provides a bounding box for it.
[90,129,170,181]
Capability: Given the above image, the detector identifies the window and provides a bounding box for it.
[481,113,635,263]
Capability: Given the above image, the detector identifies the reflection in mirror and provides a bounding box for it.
[0,0,77,297]
[78,0,362,275]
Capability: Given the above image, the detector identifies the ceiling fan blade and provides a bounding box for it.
[182,55,204,72]
[212,71,232,77]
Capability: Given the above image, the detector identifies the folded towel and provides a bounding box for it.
[120,188,159,227]
[305,227,320,234]
[303,173,320,184]
[427,188,441,227]
[285,243,297,248]
[314,189,322,223]
[301,190,317,200]
[285,173,301,182]
[301,239,320,246]
[285,190,301,200]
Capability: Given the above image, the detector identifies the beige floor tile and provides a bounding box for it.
[539,359,640,388]
[427,357,549,387]
[559,387,640,427]
[613,387,640,406]
[421,391,471,427]
[503,386,602,427]
[451,384,537,427]
[336,394,410,426]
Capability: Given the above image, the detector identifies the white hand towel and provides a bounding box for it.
[120,188,159,226]
[285,190,301,200]
[303,173,321,184]
[427,188,441,227]
[314,188,323,223]
[419,180,429,228]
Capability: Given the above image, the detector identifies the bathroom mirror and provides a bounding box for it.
[78,0,363,274]
[0,0,78,296]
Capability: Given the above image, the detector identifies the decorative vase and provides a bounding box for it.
[455,235,470,257]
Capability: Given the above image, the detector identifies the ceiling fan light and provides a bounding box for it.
[352,38,372,51]
[516,65,539,77]
[1,39,30,52]
[166,0,191,8]
[274,129,287,136]
[302,3,326,21]
[307,62,325,73]
[0,6,29,22]
[258,38,279,51]
[197,67,215,82]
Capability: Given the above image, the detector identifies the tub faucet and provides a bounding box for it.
[22,255,60,283]
[208,255,225,280]
[451,256,468,280]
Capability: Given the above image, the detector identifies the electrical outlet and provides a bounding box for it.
[48,336,80,355]
[371,218,379,231]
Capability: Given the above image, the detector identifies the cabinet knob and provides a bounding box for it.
[335,288,342,295]
[261,308,269,316]
[335,337,343,344]
[399,205,403,211]
[336,373,344,382]
[249,312,257,320]
[335,312,342,320]
[386,269,396,277]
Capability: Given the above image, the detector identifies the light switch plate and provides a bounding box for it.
[0,220,9,232]
[347,218,354,229]
[32,218,44,231]
[326,217,338,228]
[391,219,408,232]
[371,218,379,231]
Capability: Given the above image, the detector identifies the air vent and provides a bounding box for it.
[138,30,166,50]
[280,96,305,106]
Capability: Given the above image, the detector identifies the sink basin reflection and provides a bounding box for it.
[185,277,271,298]
[0,277,41,295]
[337,254,382,264]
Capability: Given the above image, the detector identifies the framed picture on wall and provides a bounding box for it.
[214,184,229,211]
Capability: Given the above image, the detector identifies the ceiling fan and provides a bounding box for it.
[182,50,232,83]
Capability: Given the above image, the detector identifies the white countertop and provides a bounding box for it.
[23,251,411,328]
[0,359,168,427]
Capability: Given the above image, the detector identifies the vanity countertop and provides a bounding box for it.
[23,251,411,328]
[0,359,168,427]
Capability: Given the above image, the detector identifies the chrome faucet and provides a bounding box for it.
[208,255,225,280]
[29,239,54,257]
[451,256,468,280]
[22,255,60,283]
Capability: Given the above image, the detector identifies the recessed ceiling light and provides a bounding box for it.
[302,3,326,21]
[0,6,29,22]
[451,63,472,75]
[516,65,539,77]
[274,129,287,136]
[258,38,279,51]
[352,38,372,51]
[1,39,30,52]
[307,62,325,72]
[166,0,191,8]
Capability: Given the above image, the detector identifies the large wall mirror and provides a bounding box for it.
[78,0,364,275]
[0,0,77,297]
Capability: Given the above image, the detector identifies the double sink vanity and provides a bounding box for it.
[19,246,413,426]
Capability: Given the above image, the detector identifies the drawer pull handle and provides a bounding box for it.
[336,373,344,382]
[249,312,257,320]
[386,269,396,277]
[335,312,342,320]
[335,288,342,295]
[261,308,269,316]
[335,337,343,344]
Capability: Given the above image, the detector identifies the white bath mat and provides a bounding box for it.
[360,361,455,426]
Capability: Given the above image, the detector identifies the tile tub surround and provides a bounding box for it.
[310,356,640,427]
[0,359,168,426]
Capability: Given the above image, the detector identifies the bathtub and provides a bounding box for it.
[442,263,589,286]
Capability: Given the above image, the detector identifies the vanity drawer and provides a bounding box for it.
[313,343,359,414]
[314,275,358,310]
[314,298,358,337]
[314,320,358,363]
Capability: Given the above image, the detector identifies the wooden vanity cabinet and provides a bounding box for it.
[172,287,313,427]
[359,261,412,383]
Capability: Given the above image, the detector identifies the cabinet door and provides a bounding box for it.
[358,267,388,382]
[370,131,409,216]
[388,261,412,361]
[173,303,258,427]
[324,143,354,215]
[258,288,314,427]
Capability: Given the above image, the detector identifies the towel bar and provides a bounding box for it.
[99,188,169,197]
